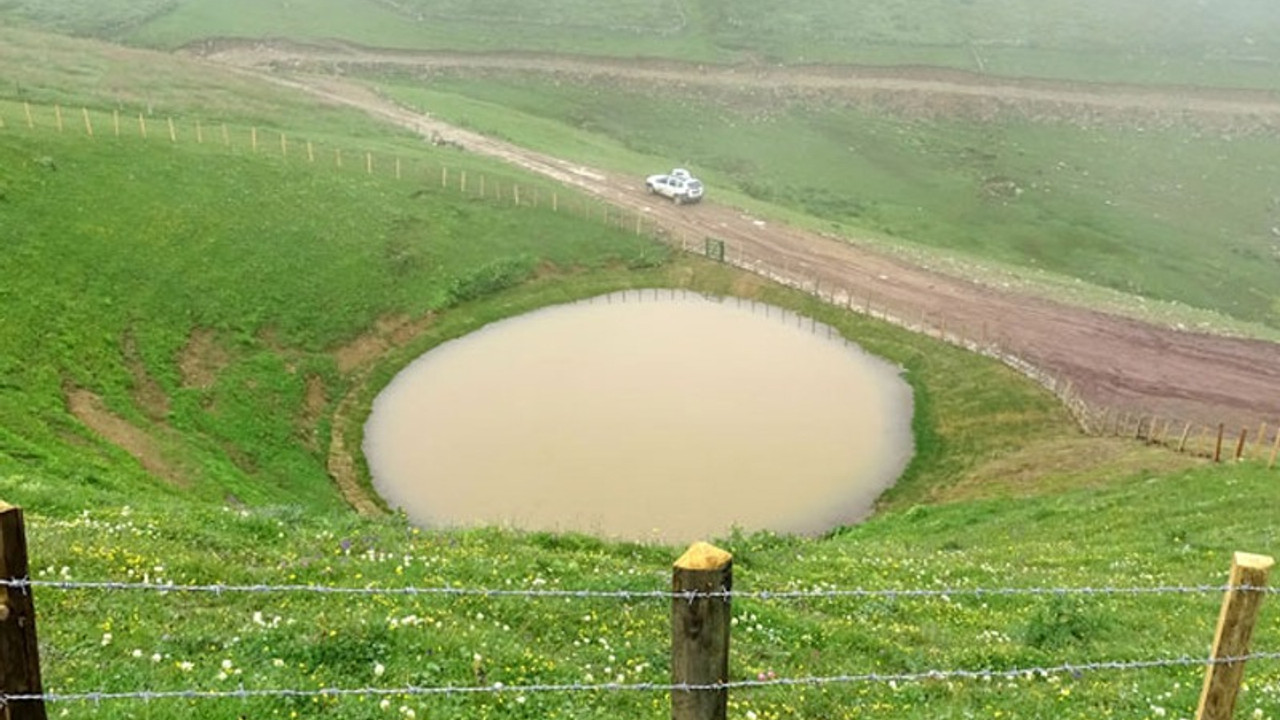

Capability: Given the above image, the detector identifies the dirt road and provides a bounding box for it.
[209,52,1280,433]
[195,40,1280,129]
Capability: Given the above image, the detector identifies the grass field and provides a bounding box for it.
[9,461,1279,719]
[377,73,1280,330]
[3,23,1280,720]
[4,0,1280,88]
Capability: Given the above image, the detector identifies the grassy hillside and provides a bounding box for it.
[3,25,1278,720]
[377,74,1280,330]
[10,461,1279,719]
[4,0,1280,88]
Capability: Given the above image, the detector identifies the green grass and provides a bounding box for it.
[377,74,1280,330]
[6,460,1277,719]
[3,27,1280,720]
[6,0,1280,88]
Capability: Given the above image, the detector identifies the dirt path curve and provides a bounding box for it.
[194,40,1280,127]
[221,64,1280,433]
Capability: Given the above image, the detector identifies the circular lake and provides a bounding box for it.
[363,290,914,544]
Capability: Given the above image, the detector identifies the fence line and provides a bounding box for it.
[4,652,1278,706]
[1,577,1273,600]
[3,102,1277,465]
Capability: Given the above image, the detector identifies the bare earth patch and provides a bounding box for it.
[299,374,327,451]
[179,328,231,390]
[332,313,435,374]
[121,330,171,421]
[327,312,437,515]
[67,389,190,487]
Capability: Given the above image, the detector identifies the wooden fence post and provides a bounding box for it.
[0,503,48,720]
[672,542,732,720]
[1234,428,1247,462]
[195,120,203,144]
[1178,421,1193,454]
[167,117,176,143]
[335,148,343,168]
[280,132,287,158]
[514,184,521,206]
[441,166,448,188]
[138,113,147,139]
[1257,423,1267,457]
[552,192,558,212]
[1196,552,1273,720]
[23,103,33,129]
[1268,429,1280,470]
[251,126,258,152]
[113,109,120,137]
[366,151,372,175]
[1214,423,1225,463]
[307,141,314,163]
[53,105,62,132]
[221,123,229,147]
[395,157,401,180]
[81,108,93,137]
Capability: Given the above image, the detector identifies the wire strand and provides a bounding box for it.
[1,577,1272,600]
[5,652,1277,705]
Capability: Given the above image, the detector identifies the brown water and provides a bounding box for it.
[363,290,914,544]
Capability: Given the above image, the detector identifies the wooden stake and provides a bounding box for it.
[366,152,372,175]
[23,102,33,129]
[113,109,120,137]
[1256,423,1267,459]
[306,141,314,163]
[1234,428,1248,462]
[195,120,203,144]
[1178,421,1193,454]
[138,113,147,139]
[81,108,93,137]
[280,132,287,157]
[335,148,343,168]
[0,504,48,720]
[672,542,732,720]
[54,105,63,132]
[1196,552,1274,720]
[514,184,521,206]
[251,126,258,152]
[552,192,558,212]
[167,117,176,143]
[395,157,401,180]
[1214,423,1225,463]
[441,166,448,187]
[480,175,486,197]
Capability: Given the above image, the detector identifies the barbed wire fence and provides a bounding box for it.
[0,503,1275,720]
[3,100,1278,470]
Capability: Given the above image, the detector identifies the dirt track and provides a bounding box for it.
[206,48,1280,432]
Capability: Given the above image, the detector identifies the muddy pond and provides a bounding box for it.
[363,290,914,544]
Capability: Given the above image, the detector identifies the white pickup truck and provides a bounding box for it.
[645,168,704,204]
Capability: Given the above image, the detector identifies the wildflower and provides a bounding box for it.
[150,653,162,663]
[374,662,385,677]
[379,699,391,710]
[273,658,285,668]
[177,661,194,672]
[100,633,112,647]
